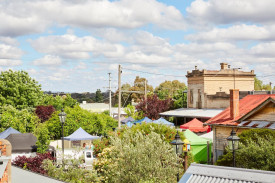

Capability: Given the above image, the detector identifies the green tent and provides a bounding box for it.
[184,129,212,163]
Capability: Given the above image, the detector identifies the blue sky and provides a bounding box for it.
[0,0,274,92]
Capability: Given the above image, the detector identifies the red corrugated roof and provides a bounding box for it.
[206,94,275,126]
[180,118,209,132]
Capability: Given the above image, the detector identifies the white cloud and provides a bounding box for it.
[250,42,275,58]
[185,24,274,42]
[33,55,62,66]
[187,0,275,25]
[0,59,22,66]
[0,43,23,66]
[0,0,185,37]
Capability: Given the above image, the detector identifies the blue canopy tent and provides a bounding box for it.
[121,117,135,124]
[0,127,21,139]
[64,127,100,141]
[153,117,175,126]
[134,117,152,124]
[126,121,134,127]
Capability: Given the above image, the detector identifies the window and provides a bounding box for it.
[86,152,92,158]
[190,89,193,103]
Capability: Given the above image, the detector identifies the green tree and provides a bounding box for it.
[94,131,179,183]
[35,123,50,153]
[155,80,186,100]
[130,76,153,102]
[0,70,43,109]
[254,77,271,91]
[124,104,143,120]
[216,129,275,171]
[41,94,78,111]
[95,89,103,103]
[45,106,117,139]
[0,105,39,133]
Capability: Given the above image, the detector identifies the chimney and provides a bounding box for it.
[220,63,228,70]
[230,89,239,120]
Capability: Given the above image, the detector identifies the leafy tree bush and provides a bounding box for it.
[94,89,103,102]
[40,94,78,111]
[136,94,173,119]
[118,123,183,143]
[0,70,43,109]
[124,104,144,120]
[155,80,186,100]
[35,105,55,122]
[93,137,109,157]
[216,129,275,171]
[12,153,55,175]
[43,158,100,183]
[0,105,39,133]
[238,128,275,144]
[93,123,184,158]
[94,131,179,183]
[45,106,117,139]
[35,123,50,153]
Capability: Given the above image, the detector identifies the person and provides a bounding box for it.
[79,159,86,169]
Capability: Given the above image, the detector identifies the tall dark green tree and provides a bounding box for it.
[95,89,103,103]
[0,70,43,109]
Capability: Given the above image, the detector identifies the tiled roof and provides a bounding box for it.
[206,94,275,126]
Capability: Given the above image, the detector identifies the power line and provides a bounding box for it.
[123,68,186,78]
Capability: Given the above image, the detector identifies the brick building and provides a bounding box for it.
[186,63,255,109]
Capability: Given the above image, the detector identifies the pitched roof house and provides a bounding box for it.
[205,89,275,161]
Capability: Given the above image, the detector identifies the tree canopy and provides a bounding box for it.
[45,106,117,139]
[130,76,153,102]
[254,77,273,91]
[94,131,179,183]
[0,70,43,109]
[155,80,186,99]
[216,129,275,171]
[136,94,173,119]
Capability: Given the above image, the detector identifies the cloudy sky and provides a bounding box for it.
[1,0,275,93]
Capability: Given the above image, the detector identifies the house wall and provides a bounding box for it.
[246,102,275,122]
[213,126,247,162]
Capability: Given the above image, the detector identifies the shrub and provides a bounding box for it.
[35,105,55,122]
[12,153,55,175]
[117,123,184,143]
[216,129,275,171]
[93,137,109,157]
[35,123,50,153]
[94,131,180,183]
[43,157,100,183]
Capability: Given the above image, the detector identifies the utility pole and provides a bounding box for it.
[108,73,112,117]
[270,82,273,94]
[144,80,147,109]
[118,65,122,129]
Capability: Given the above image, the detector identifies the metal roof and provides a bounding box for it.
[179,163,275,183]
[160,108,223,118]
[238,121,275,129]
[12,166,65,183]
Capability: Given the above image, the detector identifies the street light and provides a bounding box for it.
[227,128,240,167]
[170,131,184,182]
[58,109,66,163]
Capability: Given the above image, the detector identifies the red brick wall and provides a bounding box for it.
[0,140,11,183]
